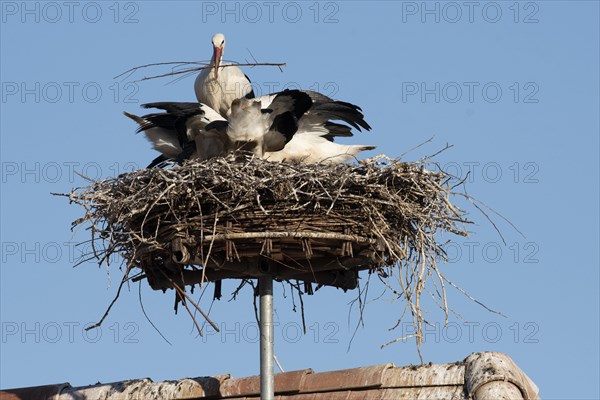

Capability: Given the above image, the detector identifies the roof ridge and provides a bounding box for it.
[0,353,540,400]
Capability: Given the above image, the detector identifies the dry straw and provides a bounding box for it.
[62,152,477,353]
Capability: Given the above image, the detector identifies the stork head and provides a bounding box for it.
[211,33,226,78]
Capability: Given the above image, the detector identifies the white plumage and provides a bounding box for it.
[256,90,374,163]
[194,33,253,118]
[222,90,313,157]
[185,105,228,160]
[264,132,374,164]
[124,102,227,166]
[123,112,182,159]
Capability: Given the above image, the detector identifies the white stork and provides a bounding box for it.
[124,102,227,167]
[204,89,374,162]
[224,89,312,156]
[194,33,254,118]
[263,92,374,163]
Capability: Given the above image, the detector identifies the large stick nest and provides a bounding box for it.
[64,153,473,348]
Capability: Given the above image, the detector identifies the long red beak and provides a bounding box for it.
[213,46,222,79]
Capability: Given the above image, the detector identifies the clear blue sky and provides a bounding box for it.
[1,1,598,398]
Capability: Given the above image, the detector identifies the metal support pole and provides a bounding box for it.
[259,276,274,400]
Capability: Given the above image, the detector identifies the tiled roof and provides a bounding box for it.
[0,352,539,400]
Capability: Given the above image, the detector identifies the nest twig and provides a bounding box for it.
[113,60,286,84]
[59,153,475,353]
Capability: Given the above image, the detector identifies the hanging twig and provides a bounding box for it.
[85,263,132,331]
[138,280,172,345]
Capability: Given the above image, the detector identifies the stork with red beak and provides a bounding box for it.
[194,33,254,118]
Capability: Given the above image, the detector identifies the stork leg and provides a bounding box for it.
[175,142,197,164]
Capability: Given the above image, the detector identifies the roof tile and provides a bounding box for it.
[299,363,393,393]
[0,384,69,400]
[381,362,465,388]
[219,369,313,397]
